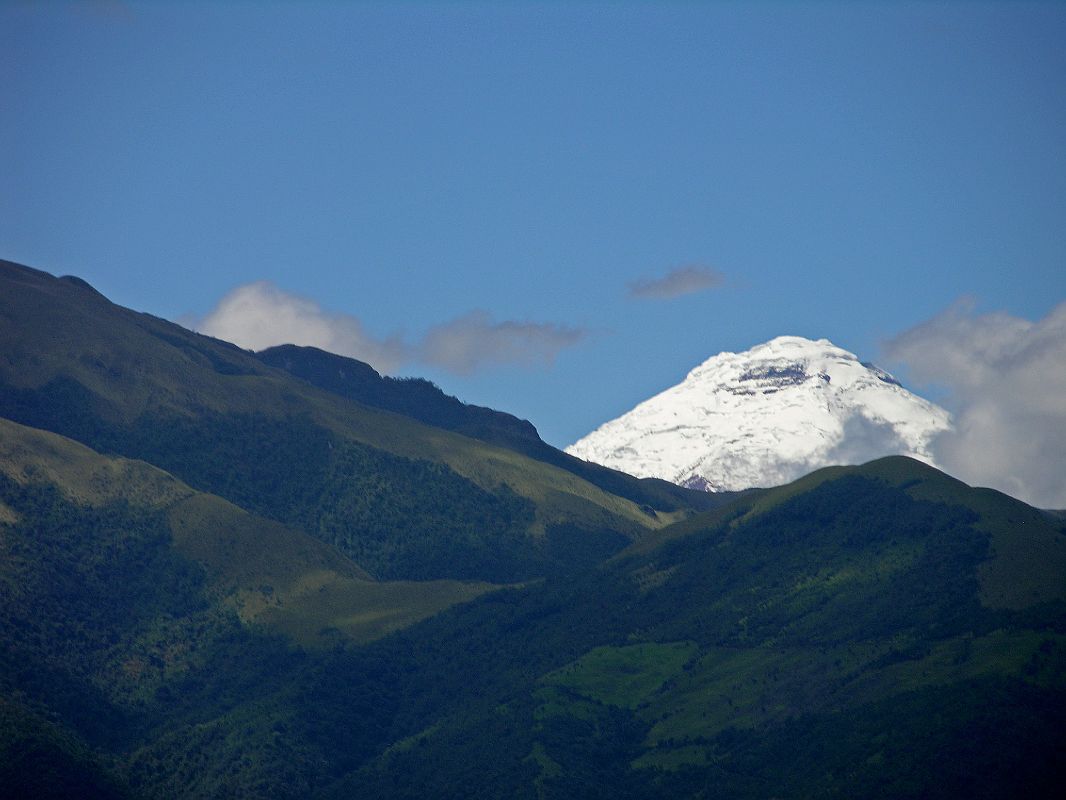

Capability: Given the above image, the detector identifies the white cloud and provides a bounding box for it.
[629,265,724,300]
[192,282,587,377]
[419,310,588,376]
[886,299,1066,508]
[822,414,918,468]
[195,281,409,373]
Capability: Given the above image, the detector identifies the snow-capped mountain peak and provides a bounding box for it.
[566,336,952,492]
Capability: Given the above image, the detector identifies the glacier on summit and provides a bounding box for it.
[566,336,952,492]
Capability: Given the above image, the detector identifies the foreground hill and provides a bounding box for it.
[327,457,1066,798]
[2,425,1062,797]
[0,259,719,582]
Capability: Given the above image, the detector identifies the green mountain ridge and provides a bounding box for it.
[1,257,1064,797]
[255,343,725,514]
[0,259,704,582]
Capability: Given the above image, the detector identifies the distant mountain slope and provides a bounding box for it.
[0,258,698,581]
[257,343,725,514]
[567,336,952,491]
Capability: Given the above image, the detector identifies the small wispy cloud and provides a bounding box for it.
[886,298,1066,508]
[419,311,588,376]
[628,265,724,300]
[191,282,588,377]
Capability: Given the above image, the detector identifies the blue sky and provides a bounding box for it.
[3,1,1065,454]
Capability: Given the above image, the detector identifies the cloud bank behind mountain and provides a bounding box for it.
[887,299,1066,508]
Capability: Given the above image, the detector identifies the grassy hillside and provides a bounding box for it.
[0,259,694,582]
